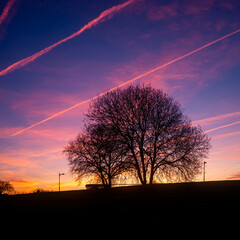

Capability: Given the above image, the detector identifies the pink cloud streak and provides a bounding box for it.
[212,131,240,140]
[0,0,135,77]
[11,29,240,136]
[204,121,240,134]
[193,111,240,126]
[0,0,16,26]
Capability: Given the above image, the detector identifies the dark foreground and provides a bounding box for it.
[2,180,240,229]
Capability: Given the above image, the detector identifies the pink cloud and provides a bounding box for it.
[228,172,240,180]
[183,0,216,15]
[8,89,89,122]
[147,0,218,22]
[211,142,240,154]
[210,153,240,162]
[148,2,178,20]
[216,19,227,31]
[212,131,240,140]
[0,127,22,138]
[219,0,238,10]
[0,153,31,167]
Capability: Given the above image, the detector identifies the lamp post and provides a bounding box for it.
[203,161,207,182]
[59,173,65,191]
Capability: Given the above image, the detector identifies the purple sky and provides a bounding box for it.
[0,0,240,192]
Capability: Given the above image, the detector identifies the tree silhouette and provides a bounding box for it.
[87,84,211,184]
[0,180,14,194]
[64,124,130,188]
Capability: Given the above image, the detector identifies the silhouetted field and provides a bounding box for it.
[2,180,240,228]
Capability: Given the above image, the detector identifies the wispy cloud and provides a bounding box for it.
[212,131,240,140]
[11,29,240,136]
[0,0,135,77]
[228,172,240,180]
[147,0,225,21]
[148,2,178,20]
[183,0,216,15]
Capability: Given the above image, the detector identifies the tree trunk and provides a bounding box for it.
[149,166,154,184]
[108,176,112,188]
[140,151,147,185]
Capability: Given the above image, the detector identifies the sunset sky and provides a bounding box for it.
[0,0,240,192]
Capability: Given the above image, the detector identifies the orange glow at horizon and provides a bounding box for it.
[8,114,240,193]
[9,179,81,193]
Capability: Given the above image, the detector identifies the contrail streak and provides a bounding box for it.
[0,0,16,26]
[0,0,135,77]
[154,120,240,147]
[11,29,240,136]
[193,111,240,126]
[169,121,240,144]
[204,121,240,134]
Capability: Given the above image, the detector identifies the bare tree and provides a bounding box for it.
[64,124,130,188]
[0,180,14,194]
[87,84,211,184]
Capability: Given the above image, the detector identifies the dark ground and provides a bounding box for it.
[1,180,240,231]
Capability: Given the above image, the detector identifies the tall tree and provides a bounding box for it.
[87,84,211,184]
[64,124,129,188]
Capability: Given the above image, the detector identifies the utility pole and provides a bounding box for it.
[59,173,65,191]
[203,161,207,182]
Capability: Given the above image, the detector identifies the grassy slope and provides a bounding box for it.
[3,180,240,209]
[2,180,240,228]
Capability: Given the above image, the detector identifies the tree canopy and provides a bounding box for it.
[64,85,210,187]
